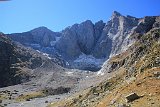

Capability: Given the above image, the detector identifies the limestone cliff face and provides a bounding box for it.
[102,11,139,56]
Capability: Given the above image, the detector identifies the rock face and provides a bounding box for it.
[74,20,95,55]
[55,20,95,59]
[0,33,29,87]
[101,11,139,56]
[8,11,160,71]
[55,26,81,60]
[0,33,18,87]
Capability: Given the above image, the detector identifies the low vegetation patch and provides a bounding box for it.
[42,86,71,96]
[16,91,45,102]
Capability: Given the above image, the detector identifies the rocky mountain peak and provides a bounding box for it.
[82,20,93,25]
[111,11,122,19]
[32,26,49,30]
[95,20,105,26]
[30,26,54,36]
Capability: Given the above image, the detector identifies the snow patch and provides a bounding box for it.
[74,54,104,66]
[30,44,41,48]
[66,72,73,75]
[50,37,61,46]
[66,61,70,66]
[97,70,104,76]
[42,53,52,59]
[50,41,55,46]
[36,50,41,53]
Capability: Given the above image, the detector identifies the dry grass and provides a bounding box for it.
[47,89,90,107]
[0,94,7,101]
[97,68,160,107]
[16,91,45,102]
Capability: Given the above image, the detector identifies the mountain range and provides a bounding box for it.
[8,11,160,71]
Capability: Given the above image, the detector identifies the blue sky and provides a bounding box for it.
[0,0,160,33]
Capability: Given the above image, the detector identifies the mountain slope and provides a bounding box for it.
[47,27,160,107]
[0,32,65,88]
[0,33,31,87]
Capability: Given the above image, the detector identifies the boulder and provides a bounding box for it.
[45,101,48,103]
[125,93,139,102]
[154,72,160,78]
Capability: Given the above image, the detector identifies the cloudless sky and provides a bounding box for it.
[0,0,160,33]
